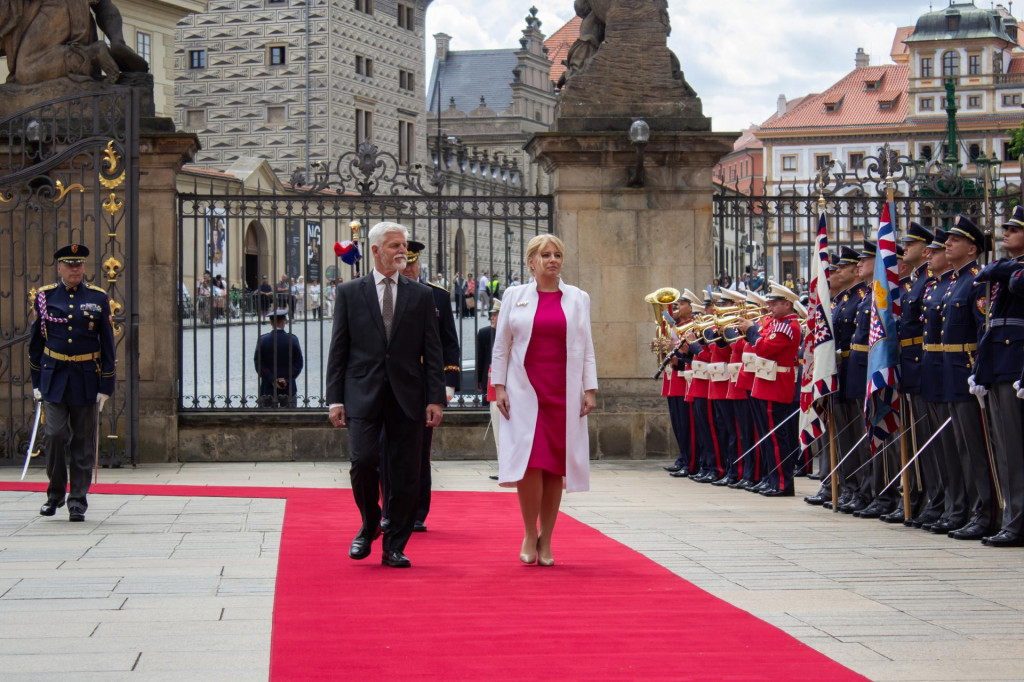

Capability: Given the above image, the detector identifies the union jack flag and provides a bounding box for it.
[799,211,838,450]
[864,201,901,457]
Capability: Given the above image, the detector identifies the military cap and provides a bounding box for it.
[710,290,725,302]
[826,251,839,272]
[838,245,861,265]
[858,239,877,259]
[406,239,426,264]
[948,214,985,247]
[793,300,808,319]
[1003,205,1024,231]
[54,243,89,264]
[691,302,706,314]
[927,227,948,250]
[682,288,702,305]
[719,287,746,303]
[896,244,905,260]
[766,280,799,303]
[902,221,934,245]
[268,307,290,320]
[746,289,768,306]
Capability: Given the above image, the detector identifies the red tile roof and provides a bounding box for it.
[732,126,763,151]
[891,26,913,61]
[758,65,909,132]
[1010,56,1024,74]
[544,16,581,85]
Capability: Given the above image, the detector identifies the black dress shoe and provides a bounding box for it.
[982,530,1024,547]
[880,507,905,524]
[381,551,411,568]
[855,501,895,519]
[711,476,735,487]
[349,526,382,560]
[670,469,690,478]
[39,500,65,516]
[928,519,959,534]
[807,472,822,481]
[68,507,85,522]
[793,468,808,478]
[727,478,749,489]
[908,511,941,528]
[688,470,707,480]
[749,480,769,493]
[948,521,990,540]
[695,472,717,483]
[412,521,427,532]
[822,501,834,510]
[804,492,830,506]
[836,491,853,507]
[760,487,795,497]
[664,463,684,472]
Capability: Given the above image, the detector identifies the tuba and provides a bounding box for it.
[645,287,681,363]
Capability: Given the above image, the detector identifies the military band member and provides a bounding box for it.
[939,215,996,540]
[973,207,1024,546]
[673,290,706,478]
[380,240,460,532]
[683,296,725,482]
[708,292,740,486]
[919,228,969,534]
[734,289,769,490]
[888,222,940,526]
[664,297,695,476]
[736,281,802,497]
[28,244,115,522]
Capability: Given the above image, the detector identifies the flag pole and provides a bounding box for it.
[816,176,840,510]
[884,168,912,520]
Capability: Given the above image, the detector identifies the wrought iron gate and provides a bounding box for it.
[177,141,552,411]
[0,89,140,466]
[713,148,1014,287]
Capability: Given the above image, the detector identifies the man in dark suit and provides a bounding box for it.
[380,240,460,533]
[476,301,498,405]
[254,308,304,407]
[326,222,446,568]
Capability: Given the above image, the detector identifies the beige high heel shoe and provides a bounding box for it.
[537,538,554,567]
[520,537,537,564]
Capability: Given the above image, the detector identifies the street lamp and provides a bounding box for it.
[975,152,1002,254]
[627,119,650,188]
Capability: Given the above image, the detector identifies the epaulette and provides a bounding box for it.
[38,283,58,291]
[428,282,447,291]
[86,284,108,293]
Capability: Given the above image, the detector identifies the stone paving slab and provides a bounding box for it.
[3,461,1024,680]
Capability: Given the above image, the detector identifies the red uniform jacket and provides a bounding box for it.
[726,338,749,399]
[749,314,802,404]
[708,342,732,400]
[685,345,712,402]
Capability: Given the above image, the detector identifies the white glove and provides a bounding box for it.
[1015,380,1024,400]
[33,388,42,401]
[445,386,455,403]
[969,375,988,399]
[96,393,110,412]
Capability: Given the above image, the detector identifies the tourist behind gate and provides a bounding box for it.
[491,234,598,567]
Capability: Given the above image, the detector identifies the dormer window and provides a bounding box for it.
[1008,24,1019,43]
[864,74,884,91]
[823,95,843,113]
[946,11,960,32]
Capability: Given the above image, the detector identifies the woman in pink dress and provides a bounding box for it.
[492,235,598,566]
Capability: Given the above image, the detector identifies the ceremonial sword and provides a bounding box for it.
[733,408,801,464]
[20,401,43,481]
[817,410,930,485]
[878,417,953,496]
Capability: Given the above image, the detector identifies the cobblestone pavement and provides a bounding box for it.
[2,461,1023,681]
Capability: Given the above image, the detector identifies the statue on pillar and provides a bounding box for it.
[0,0,149,85]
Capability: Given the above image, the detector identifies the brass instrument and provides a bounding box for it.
[646,287,681,362]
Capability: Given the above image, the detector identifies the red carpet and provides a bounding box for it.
[1,482,867,681]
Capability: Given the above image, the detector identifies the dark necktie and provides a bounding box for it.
[382,277,394,340]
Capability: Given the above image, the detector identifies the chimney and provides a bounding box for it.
[855,47,870,69]
[777,94,787,118]
[435,33,452,62]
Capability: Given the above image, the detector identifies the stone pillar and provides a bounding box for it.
[525,0,736,459]
[136,132,198,462]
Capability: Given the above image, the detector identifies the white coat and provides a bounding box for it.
[490,279,598,492]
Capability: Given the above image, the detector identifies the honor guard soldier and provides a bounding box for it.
[972,206,1024,546]
[919,228,968,534]
[736,281,802,496]
[941,215,997,540]
[254,308,304,407]
[888,222,941,526]
[380,240,460,532]
[28,244,115,522]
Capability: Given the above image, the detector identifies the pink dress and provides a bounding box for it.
[524,290,567,476]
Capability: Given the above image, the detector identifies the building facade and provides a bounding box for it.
[173,0,432,179]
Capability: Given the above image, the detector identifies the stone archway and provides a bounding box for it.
[453,225,466,278]
[243,221,268,291]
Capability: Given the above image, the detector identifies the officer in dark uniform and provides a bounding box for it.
[919,228,967,534]
[254,308,304,407]
[834,243,874,513]
[973,206,1024,546]
[886,222,940,526]
[942,215,996,540]
[380,240,460,532]
[28,244,115,522]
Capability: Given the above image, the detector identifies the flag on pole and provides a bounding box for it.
[864,201,901,456]
[799,211,839,450]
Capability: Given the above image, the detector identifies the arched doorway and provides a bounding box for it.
[244,221,268,291]
[453,225,466,279]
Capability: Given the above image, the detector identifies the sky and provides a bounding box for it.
[423,0,965,132]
